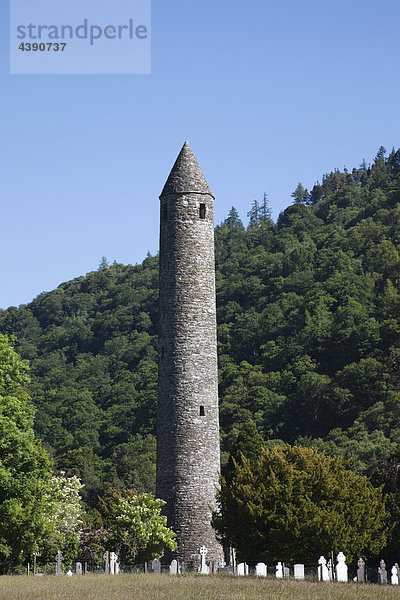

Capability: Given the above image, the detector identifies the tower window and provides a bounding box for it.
[161,346,165,359]
[199,203,206,219]
[162,203,168,221]
[199,405,205,416]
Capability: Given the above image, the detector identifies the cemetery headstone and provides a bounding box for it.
[152,558,161,574]
[391,565,399,585]
[255,562,267,577]
[294,564,304,580]
[110,552,118,575]
[283,566,290,578]
[357,558,365,583]
[199,546,209,574]
[55,550,62,576]
[379,559,388,584]
[237,562,246,576]
[169,559,178,575]
[336,552,348,583]
[67,570,73,577]
[327,558,333,581]
[318,556,329,582]
[103,551,110,575]
[75,562,82,575]
[276,562,283,578]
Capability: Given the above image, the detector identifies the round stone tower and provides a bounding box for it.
[157,141,223,563]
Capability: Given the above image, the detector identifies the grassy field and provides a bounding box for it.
[1,574,399,600]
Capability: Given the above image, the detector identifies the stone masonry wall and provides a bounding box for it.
[157,189,223,563]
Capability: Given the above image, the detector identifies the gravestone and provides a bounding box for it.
[276,562,283,578]
[294,564,304,580]
[237,562,249,576]
[327,558,333,581]
[255,562,267,577]
[391,565,399,585]
[152,558,161,574]
[169,559,178,575]
[55,550,62,576]
[357,558,365,583]
[110,552,118,575]
[75,562,82,575]
[199,546,209,574]
[318,556,329,582]
[284,566,290,578]
[103,551,110,575]
[336,552,348,582]
[379,559,387,584]
[66,570,73,577]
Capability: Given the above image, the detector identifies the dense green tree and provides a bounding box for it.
[213,445,388,564]
[0,334,52,573]
[96,489,176,563]
[223,420,265,482]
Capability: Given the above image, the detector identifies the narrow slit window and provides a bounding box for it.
[161,347,165,359]
[199,203,206,219]
[199,405,205,416]
[162,203,168,221]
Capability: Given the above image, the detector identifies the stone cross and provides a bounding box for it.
[110,552,118,575]
[327,558,333,581]
[276,562,283,578]
[318,556,329,581]
[357,558,365,583]
[255,562,267,577]
[336,552,348,582]
[199,546,209,574]
[55,550,62,576]
[379,559,387,584]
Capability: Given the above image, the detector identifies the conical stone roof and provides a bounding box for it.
[160,141,213,197]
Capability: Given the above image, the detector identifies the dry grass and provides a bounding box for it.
[0,573,399,600]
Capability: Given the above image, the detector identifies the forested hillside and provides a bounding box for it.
[1,146,400,505]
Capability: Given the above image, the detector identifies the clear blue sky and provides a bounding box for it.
[1,0,400,309]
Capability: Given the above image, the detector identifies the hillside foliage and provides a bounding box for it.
[1,146,400,514]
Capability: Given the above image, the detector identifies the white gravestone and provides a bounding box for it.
[391,565,399,585]
[75,562,82,575]
[336,552,348,582]
[294,564,304,580]
[66,570,73,577]
[318,556,329,582]
[169,559,178,575]
[237,562,249,576]
[110,552,118,575]
[276,562,283,578]
[199,546,209,574]
[255,562,267,577]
